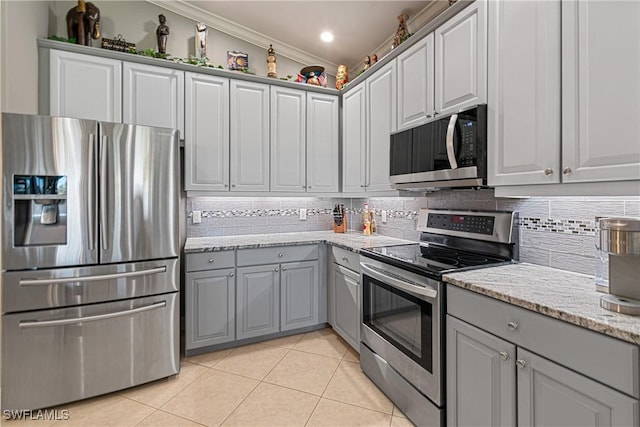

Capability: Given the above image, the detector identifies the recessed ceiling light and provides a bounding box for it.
[320,32,334,43]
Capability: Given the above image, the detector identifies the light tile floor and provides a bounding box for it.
[4,328,415,427]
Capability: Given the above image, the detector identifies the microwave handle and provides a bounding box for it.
[446,114,459,169]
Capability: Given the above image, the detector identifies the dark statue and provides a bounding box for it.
[156,14,170,54]
[66,0,101,46]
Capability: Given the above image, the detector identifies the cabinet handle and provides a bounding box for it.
[516,359,527,369]
[563,167,572,175]
[278,253,284,257]
[229,272,234,277]
[274,267,279,272]
[507,321,518,331]
[544,168,553,176]
[208,258,215,263]
[499,351,509,361]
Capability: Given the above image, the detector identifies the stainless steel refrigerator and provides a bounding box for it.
[1,113,180,410]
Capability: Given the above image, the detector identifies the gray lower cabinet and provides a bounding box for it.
[236,264,280,340]
[185,268,235,350]
[280,261,319,331]
[331,263,360,350]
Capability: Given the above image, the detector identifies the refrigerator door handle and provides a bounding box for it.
[18,301,166,328]
[19,266,167,286]
[88,133,96,251]
[100,135,109,251]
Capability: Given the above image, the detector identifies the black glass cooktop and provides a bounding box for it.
[362,243,509,276]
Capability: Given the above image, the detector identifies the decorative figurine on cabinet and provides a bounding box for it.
[363,55,371,71]
[336,64,348,90]
[196,23,207,59]
[392,14,409,49]
[66,0,100,46]
[267,44,277,78]
[156,14,170,54]
[371,54,378,65]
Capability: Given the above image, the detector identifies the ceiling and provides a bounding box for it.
[176,1,440,70]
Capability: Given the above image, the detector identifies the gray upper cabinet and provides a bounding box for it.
[49,49,122,122]
[306,93,339,193]
[122,62,185,137]
[280,260,319,331]
[561,0,640,183]
[185,268,236,350]
[342,81,367,193]
[487,0,561,186]
[517,348,637,427]
[236,264,280,340]
[230,80,270,192]
[366,60,397,192]
[446,315,516,427]
[184,72,230,191]
[434,0,487,117]
[397,34,435,131]
[270,86,306,192]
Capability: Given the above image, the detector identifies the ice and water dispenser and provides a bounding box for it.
[13,175,67,246]
[597,217,640,315]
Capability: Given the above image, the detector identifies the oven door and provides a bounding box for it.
[360,257,443,405]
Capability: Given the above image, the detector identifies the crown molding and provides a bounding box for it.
[349,1,450,71]
[146,0,340,74]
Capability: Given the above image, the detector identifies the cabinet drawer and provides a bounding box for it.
[186,251,235,272]
[330,246,360,271]
[237,245,318,266]
[447,285,640,398]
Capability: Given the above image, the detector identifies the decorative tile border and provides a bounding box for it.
[187,208,420,220]
[519,217,596,236]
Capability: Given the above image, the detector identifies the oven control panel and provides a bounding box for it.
[425,213,495,235]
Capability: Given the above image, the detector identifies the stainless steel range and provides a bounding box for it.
[359,209,518,427]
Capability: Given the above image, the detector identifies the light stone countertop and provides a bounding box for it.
[184,231,413,253]
[443,263,640,345]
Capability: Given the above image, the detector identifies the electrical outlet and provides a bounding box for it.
[299,208,307,221]
[381,210,387,223]
[192,210,202,224]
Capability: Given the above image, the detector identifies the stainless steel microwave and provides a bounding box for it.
[389,105,487,190]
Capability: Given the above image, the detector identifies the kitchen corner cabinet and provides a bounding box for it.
[342,81,367,193]
[230,80,270,192]
[366,60,397,192]
[306,93,339,193]
[184,73,230,191]
[328,246,361,351]
[270,86,306,192]
[236,264,281,340]
[434,0,487,117]
[185,251,236,351]
[447,286,639,427]
[397,34,435,131]
[123,62,185,137]
[49,49,122,122]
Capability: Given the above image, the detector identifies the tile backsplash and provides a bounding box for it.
[186,191,640,276]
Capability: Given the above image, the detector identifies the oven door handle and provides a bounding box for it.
[445,113,459,169]
[360,262,438,299]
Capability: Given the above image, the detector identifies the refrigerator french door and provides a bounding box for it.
[1,113,180,411]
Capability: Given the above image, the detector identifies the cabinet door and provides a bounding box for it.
[562,1,640,183]
[123,62,184,137]
[435,0,487,116]
[487,0,561,186]
[342,82,367,193]
[236,264,280,340]
[517,348,638,427]
[184,73,230,191]
[280,260,318,331]
[270,86,306,192]
[332,264,360,351]
[230,80,269,191]
[49,50,122,122]
[185,268,235,350]
[446,315,516,427]
[366,61,397,192]
[397,34,435,131]
[307,93,339,193]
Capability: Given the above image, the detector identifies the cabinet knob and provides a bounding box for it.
[360,185,366,188]
[278,253,284,257]
[563,167,572,175]
[507,321,519,331]
[342,257,349,262]
[224,184,229,187]
[516,359,527,369]
[434,111,439,116]
[499,351,509,361]
[229,272,234,277]
[544,168,553,176]
[427,114,432,118]
[231,184,236,188]
[274,267,279,272]
[208,258,214,263]
[282,267,287,271]
[308,186,312,189]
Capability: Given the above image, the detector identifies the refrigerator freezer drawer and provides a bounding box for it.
[2,258,179,313]
[1,292,179,411]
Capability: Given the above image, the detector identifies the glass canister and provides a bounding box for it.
[595,217,609,292]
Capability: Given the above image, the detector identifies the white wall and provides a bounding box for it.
[1,1,49,114]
